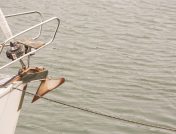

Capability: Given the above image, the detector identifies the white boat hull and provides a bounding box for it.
[0,83,25,134]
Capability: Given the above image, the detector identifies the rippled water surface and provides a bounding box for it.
[1,0,176,134]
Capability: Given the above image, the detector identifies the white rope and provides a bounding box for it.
[0,9,13,39]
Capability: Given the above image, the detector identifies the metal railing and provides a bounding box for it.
[0,16,60,70]
[5,11,44,40]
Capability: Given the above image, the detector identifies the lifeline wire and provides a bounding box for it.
[15,87,176,133]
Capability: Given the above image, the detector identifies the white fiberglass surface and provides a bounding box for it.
[0,74,12,82]
[0,83,24,134]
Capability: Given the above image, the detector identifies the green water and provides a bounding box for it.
[0,0,176,134]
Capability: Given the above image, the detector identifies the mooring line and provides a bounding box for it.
[15,87,176,132]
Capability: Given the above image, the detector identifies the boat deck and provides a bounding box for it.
[0,74,13,86]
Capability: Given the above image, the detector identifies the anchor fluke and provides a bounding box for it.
[32,77,65,103]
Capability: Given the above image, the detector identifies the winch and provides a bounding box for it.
[6,42,24,60]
